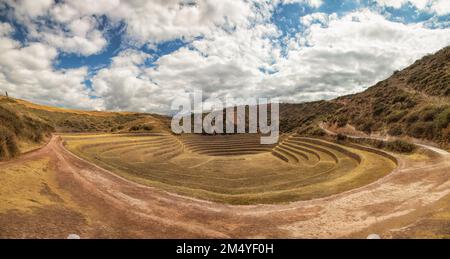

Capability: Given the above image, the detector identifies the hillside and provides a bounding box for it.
[0,97,53,159]
[0,96,170,160]
[1,45,449,160]
[326,46,450,146]
[280,46,449,148]
[279,101,343,135]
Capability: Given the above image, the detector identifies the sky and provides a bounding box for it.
[0,0,449,114]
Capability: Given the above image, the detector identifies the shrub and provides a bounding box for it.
[0,126,19,160]
[336,116,348,127]
[129,124,153,132]
[421,108,438,122]
[129,125,140,131]
[392,94,407,103]
[386,110,407,123]
[405,114,419,124]
[355,138,415,153]
[399,99,417,109]
[358,121,373,134]
[408,122,435,139]
[388,124,403,136]
[143,125,152,131]
[335,133,347,142]
[298,125,325,136]
[372,103,385,117]
[442,125,450,144]
[435,108,450,129]
[385,140,415,153]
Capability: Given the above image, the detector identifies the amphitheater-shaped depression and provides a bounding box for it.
[62,133,397,204]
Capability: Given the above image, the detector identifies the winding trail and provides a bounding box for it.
[318,122,449,155]
[1,133,449,238]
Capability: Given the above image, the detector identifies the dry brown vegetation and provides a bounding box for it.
[278,46,450,148]
[0,98,53,160]
[0,96,170,160]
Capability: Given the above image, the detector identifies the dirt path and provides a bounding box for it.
[1,134,449,238]
[318,122,449,155]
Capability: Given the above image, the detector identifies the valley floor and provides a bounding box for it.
[0,134,449,238]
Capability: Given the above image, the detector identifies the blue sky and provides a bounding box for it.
[0,0,449,113]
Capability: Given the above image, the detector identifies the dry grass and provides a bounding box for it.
[0,96,171,135]
[13,97,127,117]
[0,159,76,213]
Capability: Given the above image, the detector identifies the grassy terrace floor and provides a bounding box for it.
[61,133,397,204]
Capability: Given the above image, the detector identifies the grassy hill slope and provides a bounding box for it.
[0,96,170,160]
[280,46,449,147]
[327,46,449,146]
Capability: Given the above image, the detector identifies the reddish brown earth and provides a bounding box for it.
[1,135,449,238]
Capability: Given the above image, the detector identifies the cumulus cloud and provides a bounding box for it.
[92,17,282,112]
[0,22,13,36]
[89,8,450,113]
[36,16,107,56]
[39,0,254,47]
[376,0,450,15]
[8,0,53,18]
[282,0,323,8]
[91,50,173,113]
[0,22,102,109]
[0,1,449,113]
[264,9,450,101]
[2,0,108,56]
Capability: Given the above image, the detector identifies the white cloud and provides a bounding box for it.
[300,12,336,27]
[282,0,323,8]
[91,50,170,112]
[87,9,450,113]
[0,1,449,113]
[108,0,254,45]
[89,15,283,113]
[35,16,107,56]
[375,0,450,15]
[40,0,255,47]
[429,0,450,15]
[270,10,450,101]
[0,22,13,37]
[3,0,108,56]
[0,22,102,110]
[9,0,53,18]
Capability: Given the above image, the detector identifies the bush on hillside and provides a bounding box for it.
[435,108,450,129]
[129,124,153,132]
[335,133,347,142]
[385,140,416,153]
[372,103,386,117]
[334,116,348,127]
[357,121,373,134]
[386,110,407,123]
[388,124,403,136]
[405,114,419,124]
[0,126,19,160]
[350,138,415,153]
[298,125,325,136]
[408,121,435,139]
